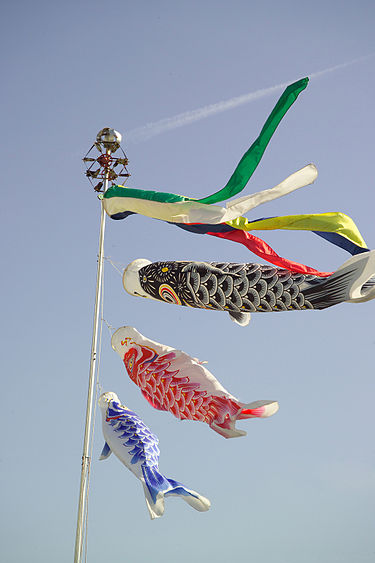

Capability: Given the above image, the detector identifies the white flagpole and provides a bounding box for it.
[74,129,123,563]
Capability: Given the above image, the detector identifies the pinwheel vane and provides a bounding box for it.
[82,127,131,192]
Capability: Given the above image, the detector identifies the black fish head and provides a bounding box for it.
[123,258,156,299]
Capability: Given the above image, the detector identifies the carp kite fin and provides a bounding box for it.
[229,311,251,326]
[99,442,112,460]
[302,250,375,309]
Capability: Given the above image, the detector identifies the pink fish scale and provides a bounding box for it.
[167,388,175,407]
[175,383,205,419]
[145,367,159,381]
[197,395,211,415]
[184,402,195,418]
[179,407,193,420]
[201,396,213,412]
[148,369,167,389]
[184,389,197,405]
[180,381,201,393]
[150,362,172,374]
[175,376,190,384]
[187,397,205,419]
[163,394,170,410]
[142,389,162,409]
[177,392,186,413]
[170,384,182,402]
[156,368,175,383]
[154,371,175,391]
[193,395,204,410]
[185,392,205,417]
[155,378,166,397]
[145,375,160,398]
[154,386,164,406]
[137,370,148,388]
[144,380,155,397]
[161,375,173,393]
[145,373,157,393]
[170,400,181,418]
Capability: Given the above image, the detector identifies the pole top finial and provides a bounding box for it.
[96,128,122,153]
[83,127,130,192]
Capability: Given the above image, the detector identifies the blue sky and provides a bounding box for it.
[2,1,375,562]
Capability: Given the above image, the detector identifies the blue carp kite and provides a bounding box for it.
[99,391,211,519]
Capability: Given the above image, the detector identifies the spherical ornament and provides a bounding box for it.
[96,127,122,152]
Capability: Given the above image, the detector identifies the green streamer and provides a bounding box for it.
[197,77,309,205]
[103,185,189,203]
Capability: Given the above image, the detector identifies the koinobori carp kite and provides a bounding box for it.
[122,251,375,326]
[111,326,279,438]
[99,391,211,519]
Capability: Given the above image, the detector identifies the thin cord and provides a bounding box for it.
[105,256,125,277]
[102,317,115,337]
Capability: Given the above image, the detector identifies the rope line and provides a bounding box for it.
[105,256,125,276]
[102,317,115,337]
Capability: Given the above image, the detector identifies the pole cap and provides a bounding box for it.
[96,128,122,153]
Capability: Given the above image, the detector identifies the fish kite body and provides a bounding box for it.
[111,326,279,438]
[123,251,375,326]
[99,391,211,519]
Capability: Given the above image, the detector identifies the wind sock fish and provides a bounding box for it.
[112,326,279,438]
[123,250,375,326]
[99,392,211,519]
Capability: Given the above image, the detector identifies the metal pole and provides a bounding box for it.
[74,155,109,563]
[74,129,127,562]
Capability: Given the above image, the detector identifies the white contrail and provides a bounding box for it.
[127,54,374,143]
